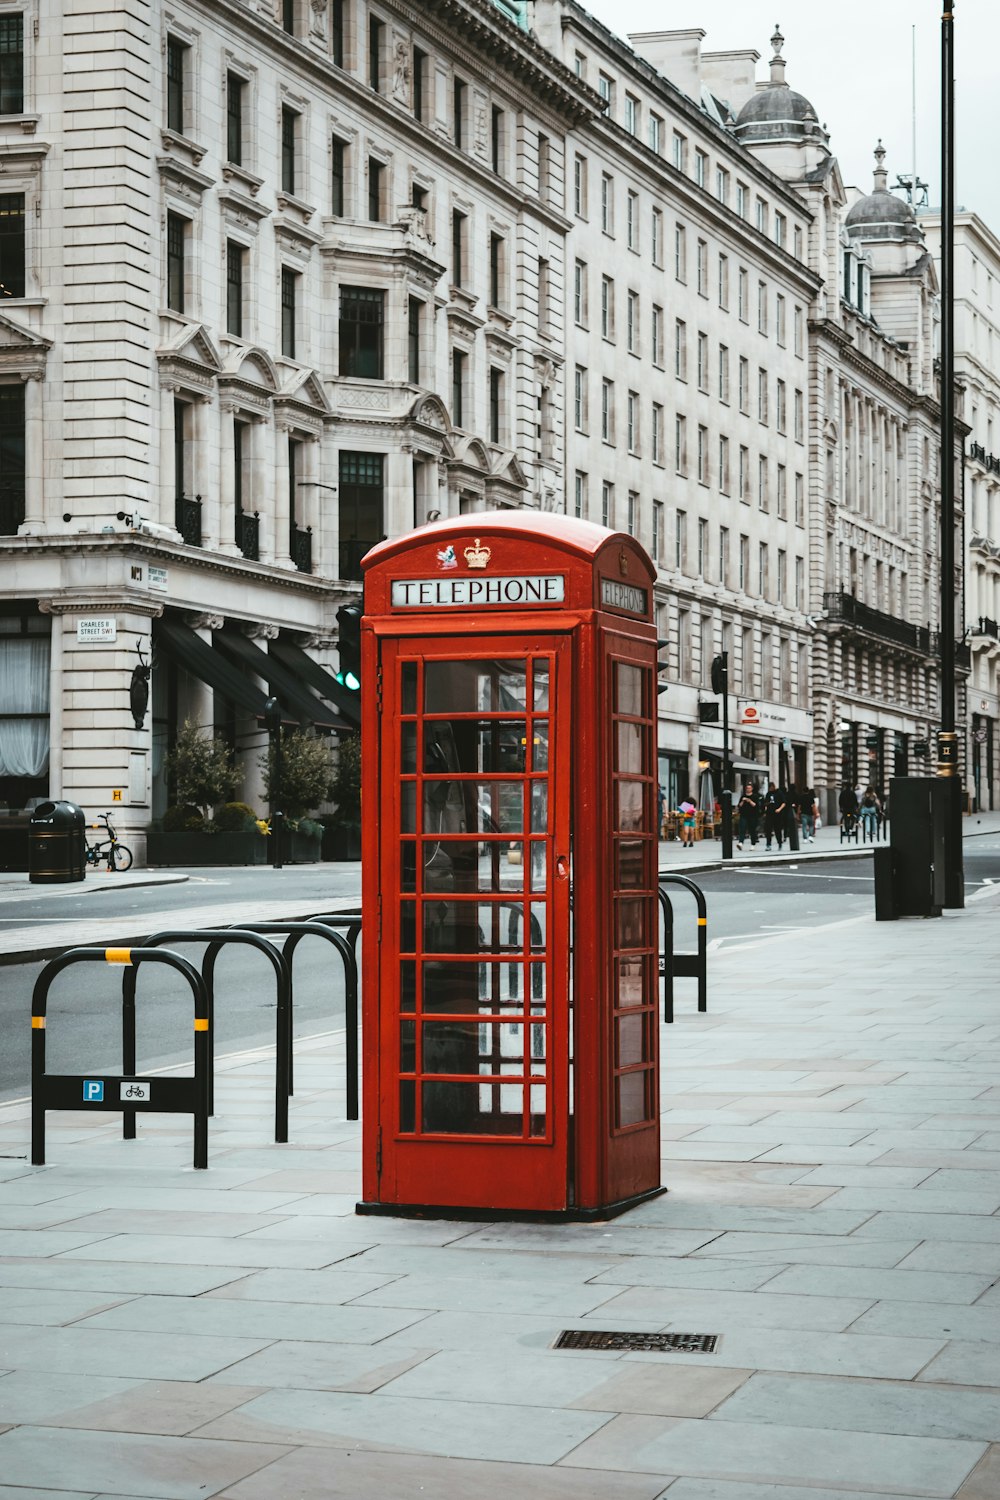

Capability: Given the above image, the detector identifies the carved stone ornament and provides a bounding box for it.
[310,0,328,41]
[392,34,410,102]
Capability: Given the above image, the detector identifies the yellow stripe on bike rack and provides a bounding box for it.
[193,1018,209,1031]
[697,917,707,927]
[105,948,132,965]
[31,1016,45,1028]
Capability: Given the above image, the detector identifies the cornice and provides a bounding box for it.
[18,534,337,597]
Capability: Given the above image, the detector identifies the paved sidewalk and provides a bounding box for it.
[0,872,190,901]
[0,885,998,1496]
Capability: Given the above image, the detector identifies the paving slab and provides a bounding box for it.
[711,1370,1000,1440]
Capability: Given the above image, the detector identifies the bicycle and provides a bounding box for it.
[85,812,133,871]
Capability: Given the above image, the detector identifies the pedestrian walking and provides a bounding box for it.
[736,782,760,850]
[762,783,787,851]
[859,785,882,841]
[678,797,697,848]
[798,785,818,843]
[839,784,859,840]
[657,783,666,839]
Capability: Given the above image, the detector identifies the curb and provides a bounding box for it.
[659,845,876,876]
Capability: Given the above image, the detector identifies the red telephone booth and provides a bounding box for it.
[358,513,663,1219]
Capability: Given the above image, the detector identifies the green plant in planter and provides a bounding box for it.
[162,803,205,833]
[164,720,243,822]
[260,728,335,820]
[213,801,259,832]
[329,733,362,833]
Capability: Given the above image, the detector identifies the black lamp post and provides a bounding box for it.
[711,653,733,860]
[264,696,284,872]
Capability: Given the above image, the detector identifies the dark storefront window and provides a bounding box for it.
[339,287,384,378]
[0,194,25,299]
[0,383,25,534]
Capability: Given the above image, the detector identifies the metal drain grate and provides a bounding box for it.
[555,1330,718,1353]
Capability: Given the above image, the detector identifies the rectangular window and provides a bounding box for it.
[624,93,638,135]
[408,296,421,384]
[738,266,748,321]
[672,131,686,170]
[795,555,804,609]
[331,137,346,216]
[598,71,613,106]
[627,290,639,354]
[675,223,686,281]
[166,212,185,313]
[573,366,587,431]
[774,211,786,248]
[651,207,663,266]
[280,266,298,358]
[758,542,768,597]
[451,349,466,427]
[719,524,729,583]
[652,305,664,367]
[692,148,706,186]
[602,481,613,527]
[696,237,708,296]
[697,331,708,392]
[794,223,803,260]
[573,259,587,325]
[716,165,729,204]
[453,78,466,148]
[718,344,729,403]
[331,0,345,66]
[697,516,707,575]
[280,105,298,195]
[794,388,805,442]
[226,240,245,335]
[697,426,708,486]
[736,181,747,218]
[626,190,638,251]
[537,257,549,335]
[653,500,664,561]
[226,72,245,165]
[490,233,505,309]
[755,197,767,233]
[627,391,639,454]
[649,113,662,154]
[718,252,729,309]
[574,471,586,518]
[282,0,295,34]
[489,367,503,444]
[738,356,749,414]
[166,35,186,134]
[339,451,384,580]
[675,509,686,568]
[601,379,614,443]
[776,378,786,433]
[776,293,787,347]
[451,209,465,285]
[739,445,749,502]
[601,173,614,235]
[574,155,587,217]
[739,534,748,591]
[368,158,384,221]
[794,304,805,357]
[776,463,787,520]
[675,416,687,476]
[794,470,805,526]
[719,436,730,496]
[777,548,786,603]
[757,368,768,425]
[675,319,687,380]
[758,455,768,512]
[492,108,504,174]
[652,403,663,465]
[369,15,384,91]
[412,47,426,121]
[627,490,638,536]
[339,287,384,379]
[757,280,768,334]
[601,275,614,340]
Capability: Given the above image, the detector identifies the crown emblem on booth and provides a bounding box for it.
[464,537,491,569]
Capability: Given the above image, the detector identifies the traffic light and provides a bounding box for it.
[335,601,362,694]
[657,637,669,696]
[710,653,727,696]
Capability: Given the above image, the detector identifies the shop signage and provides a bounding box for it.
[391,575,565,608]
[148,566,168,591]
[76,618,117,643]
[600,579,648,614]
[739,702,792,732]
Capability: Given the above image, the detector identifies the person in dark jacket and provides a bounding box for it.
[839,784,859,837]
[736,782,760,850]
[762,784,787,851]
[798,786,818,843]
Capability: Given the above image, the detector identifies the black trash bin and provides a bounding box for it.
[28,801,87,884]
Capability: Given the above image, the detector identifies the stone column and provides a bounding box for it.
[273,418,292,567]
[192,395,214,548]
[19,373,45,533]
[159,380,178,534]
[46,607,64,796]
[217,401,240,556]
[252,416,273,564]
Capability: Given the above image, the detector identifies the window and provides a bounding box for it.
[489,367,503,443]
[697,517,707,575]
[598,71,613,106]
[574,51,586,79]
[537,256,550,334]
[492,108,504,174]
[795,555,804,609]
[794,304,805,357]
[794,388,804,443]
[627,490,638,536]
[624,93,639,135]
[626,190,638,251]
[738,445,749,502]
[331,137,346,216]
[280,266,298,358]
[794,470,804,526]
[280,105,298,195]
[602,481,613,527]
[368,157,384,221]
[719,525,729,583]
[652,305,664,367]
[573,366,588,431]
[369,14,384,92]
[738,266,748,321]
[774,211,786,248]
[716,166,729,204]
[451,349,466,427]
[674,223,686,281]
[755,198,767,234]
[408,297,422,384]
[282,0,295,34]
[451,209,466,285]
[794,223,803,260]
[675,509,686,568]
[226,240,245,335]
[226,72,245,165]
[653,500,664,561]
[758,542,768,597]
[651,207,663,266]
[627,291,639,354]
[453,78,466,148]
[776,293,786,347]
[574,155,587,217]
[696,238,708,296]
[694,149,708,187]
[757,281,768,335]
[758,455,768,511]
[573,259,588,325]
[412,47,427,121]
[718,253,729,309]
[739,534,748,590]
[339,287,384,378]
[331,0,345,65]
[718,344,730,403]
[777,548,786,604]
[776,463,787,519]
[574,471,586,518]
[652,403,663,464]
[738,356,749,413]
[601,276,614,340]
[649,113,662,154]
[697,332,708,392]
[601,173,614,235]
[601,379,614,443]
[736,181,747,218]
[674,319,687,380]
[757,368,768,425]
[719,436,730,495]
[627,391,639,454]
[166,212,186,313]
[697,426,708,486]
[339,451,384,580]
[776,378,786,433]
[490,233,505,309]
[672,131,686,171]
[166,35,186,134]
[675,416,687,476]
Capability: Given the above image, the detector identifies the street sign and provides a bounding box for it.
[76,618,116,643]
[83,1080,104,1102]
[112,789,122,802]
[120,1081,151,1102]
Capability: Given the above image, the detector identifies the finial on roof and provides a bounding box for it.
[873,139,888,192]
[769,24,787,87]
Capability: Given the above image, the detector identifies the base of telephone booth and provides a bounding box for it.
[356,1185,666,1224]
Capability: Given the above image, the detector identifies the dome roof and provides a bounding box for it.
[733,27,828,147]
[845,143,923,244]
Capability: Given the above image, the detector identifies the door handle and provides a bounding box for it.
[555,854,570,881]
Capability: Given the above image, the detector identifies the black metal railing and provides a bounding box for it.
[0,485,26,535]
[823,591,934,654]
[236,509,260,561]
[174,494,202,547]
[974,615,999,641]
[956,641,971,672]
[290,524,312,574]
[969,440,1000,475]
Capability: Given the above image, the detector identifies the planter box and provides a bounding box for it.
[280,831,323,864]
[145,830,267,867]
[321,824,361,862]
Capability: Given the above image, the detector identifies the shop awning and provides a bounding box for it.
[701,748,768,776]
[157,619,272,719]
[213,631,351,731]
[269,639,362,730]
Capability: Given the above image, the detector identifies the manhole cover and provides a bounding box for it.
[555,1330,718,1353]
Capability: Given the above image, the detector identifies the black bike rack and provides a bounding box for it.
[32,945,210,1169]
[132,929,291,1142]
[307,909,363,966]
[228,921,359,1121]
[658,875,708,1024]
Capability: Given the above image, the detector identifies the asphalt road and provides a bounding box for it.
[1,840,996,1103]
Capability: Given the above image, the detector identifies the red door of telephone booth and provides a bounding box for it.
[371,632,573,1214]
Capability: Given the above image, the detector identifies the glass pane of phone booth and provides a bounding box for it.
[394,648,564,1144]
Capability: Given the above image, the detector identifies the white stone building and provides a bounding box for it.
[0,0,592,857]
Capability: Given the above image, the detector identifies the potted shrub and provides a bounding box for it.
[323,733,362,861]
[260,728,334,863]
[147,724,265,866]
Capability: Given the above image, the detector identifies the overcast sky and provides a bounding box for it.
[579,0,1000,232]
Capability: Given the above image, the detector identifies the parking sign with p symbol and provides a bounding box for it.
[83,1080,104,1102]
